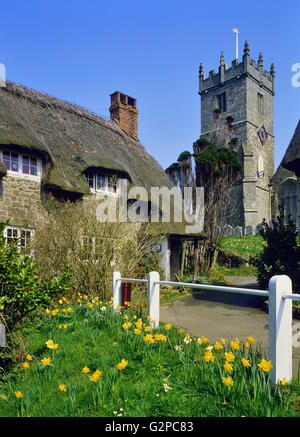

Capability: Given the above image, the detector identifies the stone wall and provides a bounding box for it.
[0,175,43,228]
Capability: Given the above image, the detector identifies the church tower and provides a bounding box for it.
[198,41,275,233]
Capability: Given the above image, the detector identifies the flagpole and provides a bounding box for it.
[233,27,239,62]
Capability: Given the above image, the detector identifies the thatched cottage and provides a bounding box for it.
[272,120,300,229]
[0,82,204,280]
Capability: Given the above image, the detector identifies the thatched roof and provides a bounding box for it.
[0,81,205,237]
[0,81,174,194]
[281,120,300,176]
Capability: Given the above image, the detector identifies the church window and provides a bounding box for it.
[258,93,264,116]
[217,92,226,113]
[278,179,297,224]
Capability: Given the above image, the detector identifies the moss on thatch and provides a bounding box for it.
[0,81,173,195]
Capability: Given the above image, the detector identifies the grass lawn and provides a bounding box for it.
[0,296,299,417]
[219,235,265,257]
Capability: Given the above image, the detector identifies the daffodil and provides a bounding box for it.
[58,384,67,392]
[41,357,51,366]
[214,342,223,350]
[26,354,32,361]
[230,339,240,351]
[222,376,234,387]
[82,366,90,374]
[144,334,155,344]
[241,358,251,368]
[22,362,29,369]
[15,391,23,399]
[204,350,214,363]
[90,370,102,382]
[116,359,128,370]
[223,361,233,373]
[224,352,235,362]
[257,358,273,373]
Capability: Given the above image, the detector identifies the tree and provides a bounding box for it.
[255,217,300,289]
[166,117,242,280]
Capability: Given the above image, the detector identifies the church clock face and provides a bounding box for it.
[257,124,268,145]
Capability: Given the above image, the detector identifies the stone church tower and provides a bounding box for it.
[198,41,275,233]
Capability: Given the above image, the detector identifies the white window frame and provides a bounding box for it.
[85,172,120,196]
[4,226,35,252]
[0,149,42,181]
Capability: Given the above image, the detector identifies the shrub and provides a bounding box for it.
[135,248,165,279]
[0,221,71,327]
[32,197,164,301]
[254,217,300,289]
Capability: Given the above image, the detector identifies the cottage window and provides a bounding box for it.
[3,151,19,172]
[1,150,41,180]
[22,155,38,176]
[4,226,33,252]
[85,172,119,194]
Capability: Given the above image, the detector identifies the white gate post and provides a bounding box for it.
[268,275,293,384]
[148,271,160,328]
[112,271,122,310]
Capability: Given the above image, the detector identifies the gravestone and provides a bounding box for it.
[224,225,233,236]
[234,226,243,237]
[246,225,253,236]
[0,323,5,347]
[256,223,263,234]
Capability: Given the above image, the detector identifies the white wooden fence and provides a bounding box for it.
[112,271,300,384]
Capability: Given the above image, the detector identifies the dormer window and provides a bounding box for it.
[85,171,119,194]
[3,151,19,172]
[1,150,41,180]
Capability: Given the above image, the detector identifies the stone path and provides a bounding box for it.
[160,276,300,378]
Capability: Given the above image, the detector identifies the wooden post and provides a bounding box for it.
[112,271,122,310]
[268,275,293,383]
[148,271,160,328]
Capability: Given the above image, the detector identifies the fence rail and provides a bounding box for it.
[112,271,300,384]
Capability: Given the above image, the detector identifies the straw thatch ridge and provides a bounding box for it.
[0,81,173,194]
[281,119,300,176]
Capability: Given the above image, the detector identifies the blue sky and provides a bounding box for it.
[1,0,300,171]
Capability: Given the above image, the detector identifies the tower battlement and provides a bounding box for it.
[199,41,275,96]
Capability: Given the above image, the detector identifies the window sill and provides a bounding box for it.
[5,171,42,182]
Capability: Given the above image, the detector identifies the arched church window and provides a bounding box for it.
[278,179,297,224]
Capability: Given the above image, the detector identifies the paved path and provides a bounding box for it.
[160,276,300,378]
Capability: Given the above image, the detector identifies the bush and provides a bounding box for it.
[0,221,71,327]
[32,197,164,301]
[254,217,300,289]
[135,249,165,279]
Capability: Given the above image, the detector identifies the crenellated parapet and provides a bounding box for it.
[199,41,275,96]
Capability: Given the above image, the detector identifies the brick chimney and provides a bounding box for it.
[109,91,138,139]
